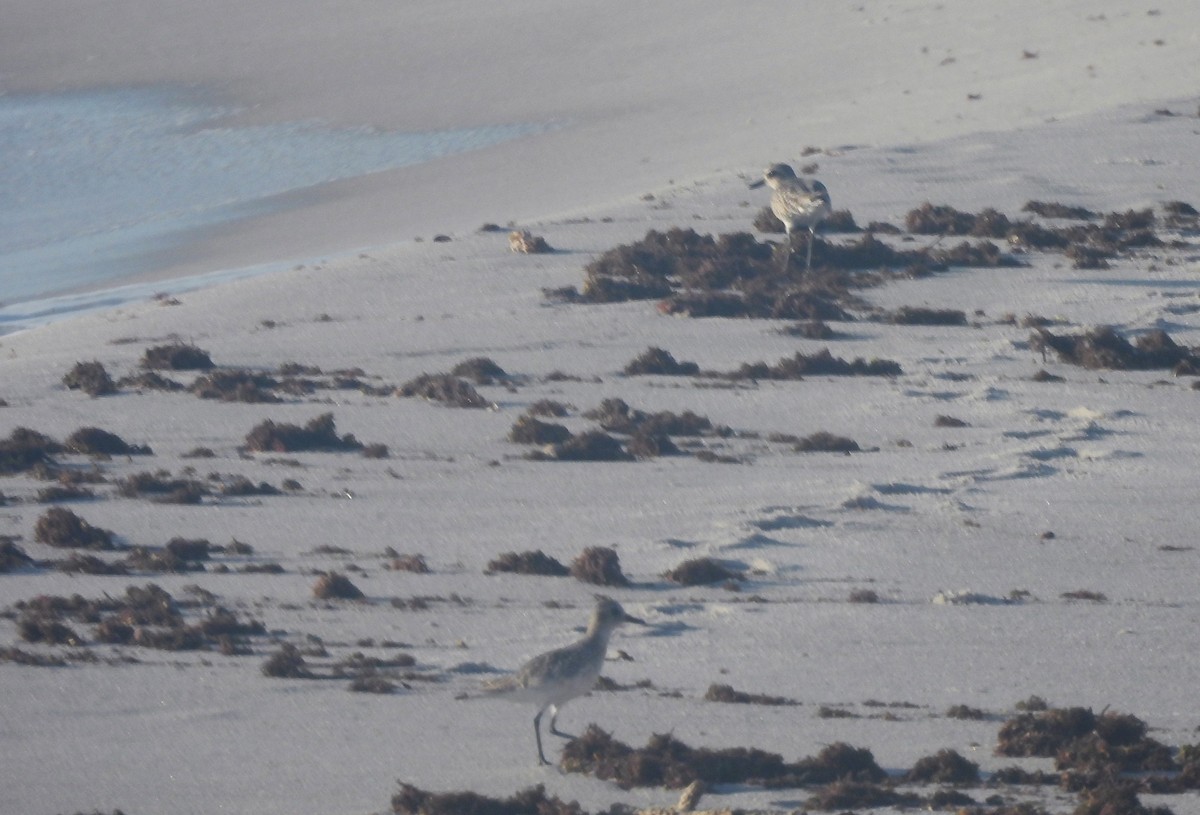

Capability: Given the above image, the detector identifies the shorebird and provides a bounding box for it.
[480,596,645,766]
[751,163,832,271]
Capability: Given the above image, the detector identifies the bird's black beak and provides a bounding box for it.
[623,612,647,626]
[748,178,766,189]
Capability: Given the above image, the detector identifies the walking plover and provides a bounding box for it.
[751,163,831,271]
[480,596,645,765]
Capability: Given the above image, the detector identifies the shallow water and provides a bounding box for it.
[0,87,539,330]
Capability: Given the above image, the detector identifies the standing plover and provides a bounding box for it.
[480,596,645,765]
[752,163,832,271]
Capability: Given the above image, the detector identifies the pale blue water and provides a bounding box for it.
[0,88,538,331]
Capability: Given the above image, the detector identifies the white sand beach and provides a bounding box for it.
[2,3,1200,814]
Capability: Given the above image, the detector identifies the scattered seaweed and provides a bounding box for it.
[261,644,315,678]
[721,349,901,379]
[886,306,968,326]
[623,347,700,376]
[905,748,980,784]
[64,427,152,456]
[244,413,366,453]
[62,361,117,397]
[560,726,884,790]
[1032,327,1200,372]
[703,683,797,706]
[663,558,742,586]
[0,427,62,474]
[313,571,366,600]
[792,431,861,453]
[508,416,572,445]
[0,538,34,572]
[485,550,570,577]
[806,780,922,811]
[33,507,117,550]
[451,358,509,385]
[191,369,283,403]
[509,230,554,254]
[570,546,629,586]
[140,343,214,370]
[1023,201,1099,220]
[392,782,583,815]
[398,374,491,408]
[537,431,632,462]
[117,471,209,504]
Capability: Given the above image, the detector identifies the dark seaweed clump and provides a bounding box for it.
[64,427,152,456]
[62,361,118,397]
[450,357,509,385]
[584,398,717,438]
[908,203,1163,269]
[0,427,62,474]
[905,748,980,784]
[485,550,570,577]
[244,413,367,453]
[34,508,117,550]
[564,226,1010,321]
[622,347,700,376]
[508,416,572,446]
[117,471,209,504]
[261,643,315,678]
[141,343,214,370]
[15,583,264,653]
[792,431,861,453]
[191,369,283,403]
[722,348,901,379]
[704,683,798,706]
[885,306,968,326]
[560,725,885,790]
[570,546,629,586]
[313,571,365,600]
[1031,327,1200,372]
[663,557,742,586]
[392,782,583,815]
[397,374,491,408]
[996,706,1188,791]
[0,538,34,572]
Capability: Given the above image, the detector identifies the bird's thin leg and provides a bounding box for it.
[548,704,566,737]
[805,227,815,272]
[534,706,551,766]
[780,227,794,272]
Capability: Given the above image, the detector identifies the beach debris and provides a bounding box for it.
[62,360,118,396]
[0,428,62,474]
[451,357,509,385]
[904,748,980,784]
[623,347,700,376]
[570,546,629,586]
[704,683,798,707]
[397,373,491,408]
[261,644,315,678]
[485,549,570,577]
[0,539,34,572]
[718,349,901,379]
[1031,326,1200,372]
[509,230,553,253]
[117,471,209,504]
[791,431,861,453]
[65,427,152,456]
[663,558,742,587]
[34,507,117,550]
[508,415,572,445]
[560,726,885,790]
[244,413,367,453]
[140,343,215,370]
[312,571,365,600]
